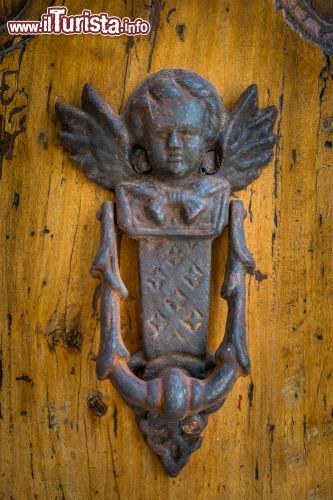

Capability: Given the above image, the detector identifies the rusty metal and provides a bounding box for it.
[276,0,333,53]
[56,69,277,476]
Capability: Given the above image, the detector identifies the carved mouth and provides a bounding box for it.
[168,154,183,162]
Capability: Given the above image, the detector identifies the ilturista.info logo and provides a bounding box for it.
[7,6,151,36]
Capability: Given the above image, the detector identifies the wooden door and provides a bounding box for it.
[0,1,332,498]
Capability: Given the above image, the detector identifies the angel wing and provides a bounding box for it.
[55,84,138,189]
[219,84,277,192]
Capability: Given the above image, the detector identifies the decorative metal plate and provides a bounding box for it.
[56,69,277,476]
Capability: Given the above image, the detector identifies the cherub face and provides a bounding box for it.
[143,98,208,179]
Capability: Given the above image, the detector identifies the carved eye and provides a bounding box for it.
[181,129,197,138]
[156,130,169,140]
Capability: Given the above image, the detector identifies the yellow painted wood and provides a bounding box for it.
[0,1,332,498]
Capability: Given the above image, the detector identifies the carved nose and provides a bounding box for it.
[168,131,182,149]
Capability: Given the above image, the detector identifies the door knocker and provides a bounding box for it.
[56,69,277,476]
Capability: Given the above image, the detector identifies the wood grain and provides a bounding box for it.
[0,1,332,498]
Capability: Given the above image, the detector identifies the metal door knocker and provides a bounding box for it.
[56,69,277,476]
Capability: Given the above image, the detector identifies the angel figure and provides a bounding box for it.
[56,69,277,476]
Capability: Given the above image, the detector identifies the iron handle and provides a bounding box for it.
[91,200,254,423]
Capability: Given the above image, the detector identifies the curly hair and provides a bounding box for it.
[123,69,225,148]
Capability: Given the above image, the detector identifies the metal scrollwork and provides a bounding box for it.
[276,0,333,53]
[56,69,277,476]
